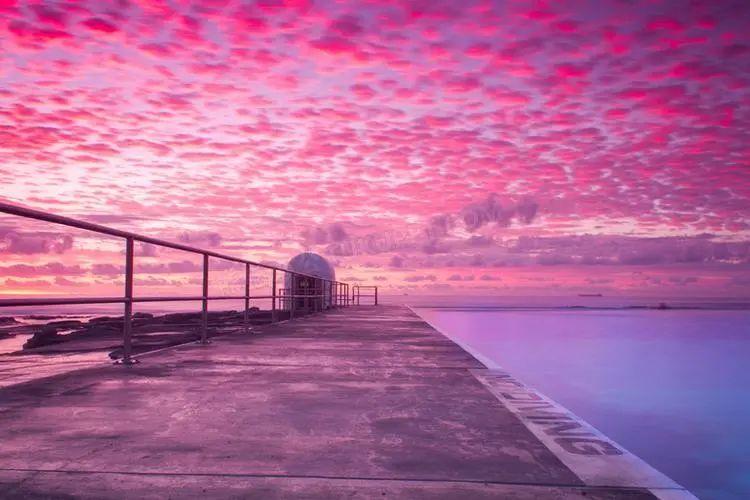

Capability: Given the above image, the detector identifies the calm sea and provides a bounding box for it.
[413,296,750,500]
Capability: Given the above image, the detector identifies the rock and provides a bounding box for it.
[0,317,18,325]
[160,311,238,324]
[88,316,121,323]
[88,325,122,335]
[20,308,270,353]
[23,325,65,349]
[46,320,84,329]
[161,312,202,324]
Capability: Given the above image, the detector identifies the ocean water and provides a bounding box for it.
[415,304,750,500]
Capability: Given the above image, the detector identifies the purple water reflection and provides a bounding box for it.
[416,308,750,500]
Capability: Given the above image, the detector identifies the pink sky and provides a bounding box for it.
[1,0,749,299]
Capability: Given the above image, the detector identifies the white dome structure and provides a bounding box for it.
[284,252,336,310]
[286,252,335,281]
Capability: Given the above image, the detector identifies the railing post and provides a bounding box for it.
[290,272,296,319]
[244,262,250,333]
[200,253,209,344]
[271,268,277,322]
[375,286,378,305]
[119,237,136,364]
[328,280,333,309]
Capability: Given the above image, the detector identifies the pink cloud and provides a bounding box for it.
[7,20,71,41]
[0,0,748,297]
[646,16,684,33]
[555,63,588,79]
[0,231,73,255]
[81,17,118,33]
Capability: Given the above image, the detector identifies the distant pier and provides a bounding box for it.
[0,305,694,498]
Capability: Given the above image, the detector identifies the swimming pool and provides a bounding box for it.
[415,308,750,500]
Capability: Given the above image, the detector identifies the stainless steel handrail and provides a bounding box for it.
[352,285,378,306]
[1,201,320,274]
[0,201,352,364]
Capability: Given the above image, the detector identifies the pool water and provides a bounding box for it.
[415,308,750,500]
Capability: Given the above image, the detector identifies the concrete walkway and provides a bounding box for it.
[0,306,679,498]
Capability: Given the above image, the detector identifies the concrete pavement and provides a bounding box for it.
[0,306,678,499]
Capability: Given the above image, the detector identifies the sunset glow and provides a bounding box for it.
[1,0,749,297]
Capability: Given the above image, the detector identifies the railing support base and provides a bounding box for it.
[114,358,140,365]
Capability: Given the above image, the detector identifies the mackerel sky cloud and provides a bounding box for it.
[1,0,749,297]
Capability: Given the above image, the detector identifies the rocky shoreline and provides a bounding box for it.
[0,308,292,359]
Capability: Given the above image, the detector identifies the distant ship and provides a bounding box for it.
[578,293,603,297]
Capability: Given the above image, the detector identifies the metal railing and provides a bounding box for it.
[352,285,378,306]
[0,201,352,364]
